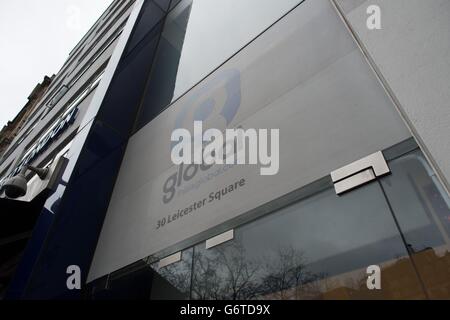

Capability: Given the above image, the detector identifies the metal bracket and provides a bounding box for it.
[331,151,390,195]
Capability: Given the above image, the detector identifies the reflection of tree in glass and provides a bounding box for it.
[190,242,326,300]
[151,250,193,297]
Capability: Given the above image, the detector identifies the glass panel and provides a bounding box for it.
[191,183,426,300]
[90,248,193,300]
[380,149,450,299]
[135,0,302,131]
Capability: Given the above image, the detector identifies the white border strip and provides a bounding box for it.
[158,251,182,269]
[206,230,234,250]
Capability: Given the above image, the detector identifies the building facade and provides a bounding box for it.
[0,0,138,298]
[0,76,53,158]
[1,0,450,300]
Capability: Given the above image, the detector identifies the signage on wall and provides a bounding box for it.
[0,106,79,188]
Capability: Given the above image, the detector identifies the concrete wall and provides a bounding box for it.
[334,0,450,194]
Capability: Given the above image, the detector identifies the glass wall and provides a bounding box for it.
[88,147,450,300]
[380,150,450,299]
[134,0,303,131]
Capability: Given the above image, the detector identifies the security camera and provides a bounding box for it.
[3,165,49,199]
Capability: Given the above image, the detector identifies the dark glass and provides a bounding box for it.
[380,149,450,299]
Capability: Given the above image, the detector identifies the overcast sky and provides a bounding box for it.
[0,0,113,129]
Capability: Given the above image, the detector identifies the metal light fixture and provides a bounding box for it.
[3,165,49,199]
